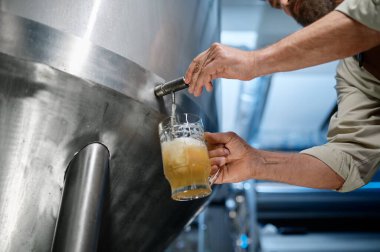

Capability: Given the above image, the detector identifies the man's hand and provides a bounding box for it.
[205,132,261,184]
[184,43,256,97]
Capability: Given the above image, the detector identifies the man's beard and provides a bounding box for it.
[288,0,340,26]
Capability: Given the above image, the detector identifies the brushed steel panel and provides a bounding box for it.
[0,53,212,251]
[0,1,220,250]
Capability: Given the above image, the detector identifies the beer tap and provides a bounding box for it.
[154,77,188,97]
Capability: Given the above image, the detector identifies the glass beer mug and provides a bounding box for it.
[158,113,219,201]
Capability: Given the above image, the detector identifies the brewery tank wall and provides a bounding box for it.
[0,0,220,251]
[0,0,219,82]
[0,0,220,124]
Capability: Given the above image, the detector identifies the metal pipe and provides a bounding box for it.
[154,77,188,97]
[245,180,260,252]
[52,142,110,252]
[197,211,206,252]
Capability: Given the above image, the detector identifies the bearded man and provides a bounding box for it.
[184,0,380,192]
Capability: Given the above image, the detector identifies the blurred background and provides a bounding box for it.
[166,0,380,251]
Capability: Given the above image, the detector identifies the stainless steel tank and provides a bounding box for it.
[0,1,220,251]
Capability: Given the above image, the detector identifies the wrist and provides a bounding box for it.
[248,148,267,180]
[248,49,274,79]
[247,50,259,79]
[256,46,279,77]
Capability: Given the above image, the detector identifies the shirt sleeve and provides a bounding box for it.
[301,145,366,192]
[335,0,380,32]
[301,56,380,193]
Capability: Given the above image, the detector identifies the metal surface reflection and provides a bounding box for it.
[0,0,220,81]
[0,10,165,111]
[0,1,219,251]
[52,143,109,252]
[0,52,211,251]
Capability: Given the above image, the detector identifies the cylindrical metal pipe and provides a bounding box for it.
[52,142,110,252]
[154,76,188,97]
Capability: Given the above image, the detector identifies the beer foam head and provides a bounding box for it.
[173,137,204,146]
[161,137,205,150]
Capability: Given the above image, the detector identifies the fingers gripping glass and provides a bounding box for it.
[158,113,220,201]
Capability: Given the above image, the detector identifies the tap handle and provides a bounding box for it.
[154,77,188,97]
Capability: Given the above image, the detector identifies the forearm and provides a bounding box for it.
[254,150,344,190]
[253,11,380,77]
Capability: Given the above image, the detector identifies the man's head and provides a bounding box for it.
[268,0,344,26]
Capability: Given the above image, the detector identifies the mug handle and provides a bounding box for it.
[208,167,221,185]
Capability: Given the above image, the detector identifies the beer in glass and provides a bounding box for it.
[158,113,214,201]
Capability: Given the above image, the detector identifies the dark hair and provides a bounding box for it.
[288,0,337,26]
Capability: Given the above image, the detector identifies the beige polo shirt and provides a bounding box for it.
[301,0,380,192]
